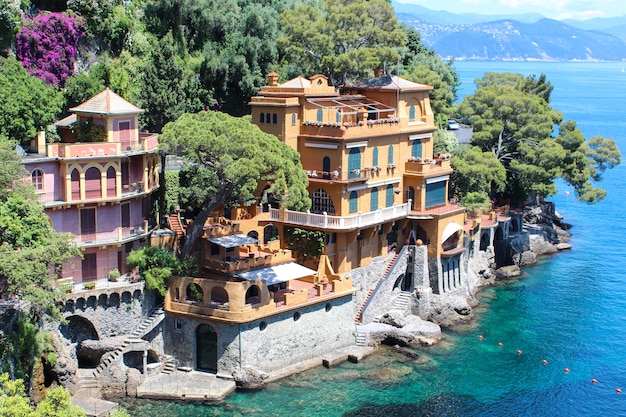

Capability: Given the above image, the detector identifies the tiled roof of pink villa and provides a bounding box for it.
[70,88,144,115]
[352,74,433,91]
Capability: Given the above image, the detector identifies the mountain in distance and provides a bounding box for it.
[392,1,626,61]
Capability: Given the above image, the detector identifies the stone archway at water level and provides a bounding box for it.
[196,324,217,372]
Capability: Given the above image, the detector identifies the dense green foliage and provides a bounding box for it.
[0,141,80,318]
[284,227,325,264]
[2,1,458,132]
[126,246,180,296]
[0,373,87,416]
[0,57,63,146]
[164,170,181,214]
[159,111,311,257]
[279,0,405,86]
[456,72,621,205]
[450,145,506,204]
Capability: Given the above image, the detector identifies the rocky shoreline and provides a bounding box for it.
[367,203,572,352]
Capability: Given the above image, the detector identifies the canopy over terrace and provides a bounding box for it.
[235,262,316,286]
[306,96,396,118]
[208,234,258,248]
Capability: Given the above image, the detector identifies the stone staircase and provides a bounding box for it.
[392,291,412,313]
[93,305,165,379]
[74,369,101,399]
[355,327,368,347]
[354,250,402,324]
[161,355,177,375]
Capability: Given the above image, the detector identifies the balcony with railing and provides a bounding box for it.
[165,273,354,324]
[300,118,406,139]
[46,134,158,159]
[304,168,369,183]
[269,202,411,231]
[76,222,152,247]
[404,155,452,174]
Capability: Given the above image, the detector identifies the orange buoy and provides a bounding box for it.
[542,359,548,365]
[516,350,522,356]
[616,388,622,394]
[591,379,598,384]
[498,342,504,347]
[564,368,570,373]
[478,335,484,341]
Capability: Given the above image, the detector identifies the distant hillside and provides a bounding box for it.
[393,1,626,61]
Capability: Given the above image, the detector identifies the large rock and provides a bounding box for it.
[99,361,128,398]
[360,316,442,347]
[233,366,269,389]
[427,295,474,327]
[529,234,558,255]
[126,368,142,397]
[78,337,124,366]
[496,265,522,279]
[513,250,537,266]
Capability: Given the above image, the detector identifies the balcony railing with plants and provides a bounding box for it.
[405,154,451,173]
[300,117,402,138]
[269,202,411,230]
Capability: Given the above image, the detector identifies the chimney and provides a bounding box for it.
[37,129,46,154]
[267,71,279,87]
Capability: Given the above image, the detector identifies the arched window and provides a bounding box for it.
[348,148,361,179]
[386,184,394,207]
[106,166,116,198]
[71,168,80,200]
[263,224,279,244]
[409,105,416,121]
[260,113,265,123]
[265,113,270,123]
[272,113,277,124]
[387,145,394,165]
[336,110,341,123]
[291,113,296,126]
[317,108,323,122]
[85,167,101,199]
[311,188,335,214]
[370,187,379,211]
[411,140,422,158]
[372,147,379,168]
[186,283,204,302]
[210,287,229,305]
[349,191,358,213]
[247,230,259,240]
[245,285,260,305]
[31,169,44,191]
[322,156,331,179]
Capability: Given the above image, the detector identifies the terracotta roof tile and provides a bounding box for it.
[70,88,144,115]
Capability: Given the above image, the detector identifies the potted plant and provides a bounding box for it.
[83,281,96,290]
[108,268,121,282]
[61,284,73,294]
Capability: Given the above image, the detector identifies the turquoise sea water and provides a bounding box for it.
[122,62,626,416]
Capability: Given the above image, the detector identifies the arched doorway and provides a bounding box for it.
[196,324,217,372]
[60,315,100,368]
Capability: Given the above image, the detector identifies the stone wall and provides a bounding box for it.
[61,289,159,339]
[164,295,355,376]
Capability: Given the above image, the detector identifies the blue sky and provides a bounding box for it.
[394,0,626,20]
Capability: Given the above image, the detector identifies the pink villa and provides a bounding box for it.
[21,88,160,284]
